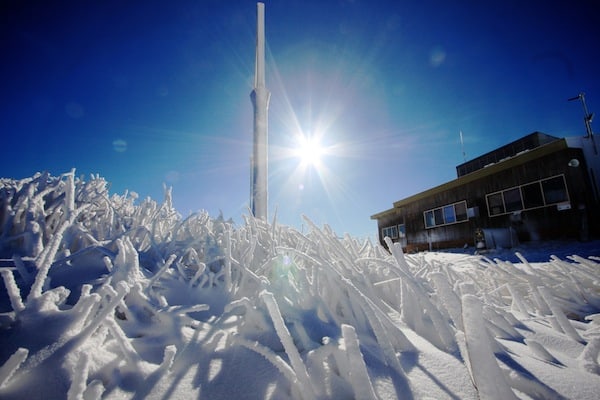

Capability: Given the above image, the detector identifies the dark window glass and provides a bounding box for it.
[503,188,523,212]
[487,192,504,216]
[434,208,444,225]
[455,201,468,221]
[522,182,544,209]
[424,210,435,228]
[542,176,568,204]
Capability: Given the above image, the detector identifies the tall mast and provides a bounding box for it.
[250,2,270,220]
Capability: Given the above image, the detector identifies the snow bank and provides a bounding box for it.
[0,172,599,399]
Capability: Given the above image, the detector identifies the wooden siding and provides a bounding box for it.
[372,140,595,250]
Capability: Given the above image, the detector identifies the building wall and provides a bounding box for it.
[375,145,596,251]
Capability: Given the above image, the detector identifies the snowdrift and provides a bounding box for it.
[0,171,599,399]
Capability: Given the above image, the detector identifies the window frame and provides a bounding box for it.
[486,174,570,217]
[423,200,469,229]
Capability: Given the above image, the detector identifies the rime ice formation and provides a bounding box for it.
[0,171,599,399]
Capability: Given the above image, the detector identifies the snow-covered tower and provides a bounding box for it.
[250,2,270,220]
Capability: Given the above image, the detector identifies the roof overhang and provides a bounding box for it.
[391,138,569,208]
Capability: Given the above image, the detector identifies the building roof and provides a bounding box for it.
[391,138,568,209]
[370,207,400,220]
[370,135,571,221]
[455,132,560,177]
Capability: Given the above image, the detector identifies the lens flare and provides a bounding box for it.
[293,134,325,168]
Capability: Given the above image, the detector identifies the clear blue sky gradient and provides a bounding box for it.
[2,0,599,239]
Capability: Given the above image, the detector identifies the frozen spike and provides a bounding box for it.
[538,286,585,343]
[146,254,177,293]
[234,336,298,390]
[260,290,316,400]
[75,281,130,345]
[12,255,31,283]
[384,236,410,274]
[161,345,177,370]
[515,252,536,274]
[0,347,28,388]
[506,283,529,315]
[82,380,105,400]
[67,353,90,400]
[1,269,25,312]
[461,294,518,400]
[525,339,562,365]
[65,168,76,218]
[70,293,101,334]
[578,336,600,374]
[430,272,463,330]
[340,324,377,400]
[105,317,142,366]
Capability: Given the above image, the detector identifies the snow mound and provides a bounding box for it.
[0,171,599,399]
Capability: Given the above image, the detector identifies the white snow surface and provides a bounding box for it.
[0,171,599,399]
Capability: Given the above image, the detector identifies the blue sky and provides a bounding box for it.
[1,0,599,239]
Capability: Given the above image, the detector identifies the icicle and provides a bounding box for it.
[0,347,28,388]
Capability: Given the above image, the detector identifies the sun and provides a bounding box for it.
[293,134,325,168]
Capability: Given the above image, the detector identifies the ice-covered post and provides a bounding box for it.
[250,2,270,220]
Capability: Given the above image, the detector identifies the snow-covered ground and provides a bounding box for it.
[0,171,599,399]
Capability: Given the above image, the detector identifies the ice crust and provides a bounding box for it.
[0,172,599,399]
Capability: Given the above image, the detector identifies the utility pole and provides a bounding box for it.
[250,2,270,220]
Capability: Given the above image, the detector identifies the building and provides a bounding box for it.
[371,131,600,252]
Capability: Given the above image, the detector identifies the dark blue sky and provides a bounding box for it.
[1,0,599,238]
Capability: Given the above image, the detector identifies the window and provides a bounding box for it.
[542,175,568,204]
[398,224,406,238]
[425,210,435,228]
[522,182,544,209]
[455,201,468,221]
[434,208,444,224]
[382,225,398,239]
[503,187,522,212]
[382,224,406,239]
[487,192,504,216]
[443,205,456,223]
[486,174,569,217]
[424,200,469,229]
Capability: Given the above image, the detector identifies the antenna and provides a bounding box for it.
[250,2,270,220]
[569,92,596,154]
[460,130,466,162]
[568,92,594,138]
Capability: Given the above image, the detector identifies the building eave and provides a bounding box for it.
[370,207,401,220]
[390,138,569,209]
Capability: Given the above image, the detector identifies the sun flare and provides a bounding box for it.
[294,135,324,168]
